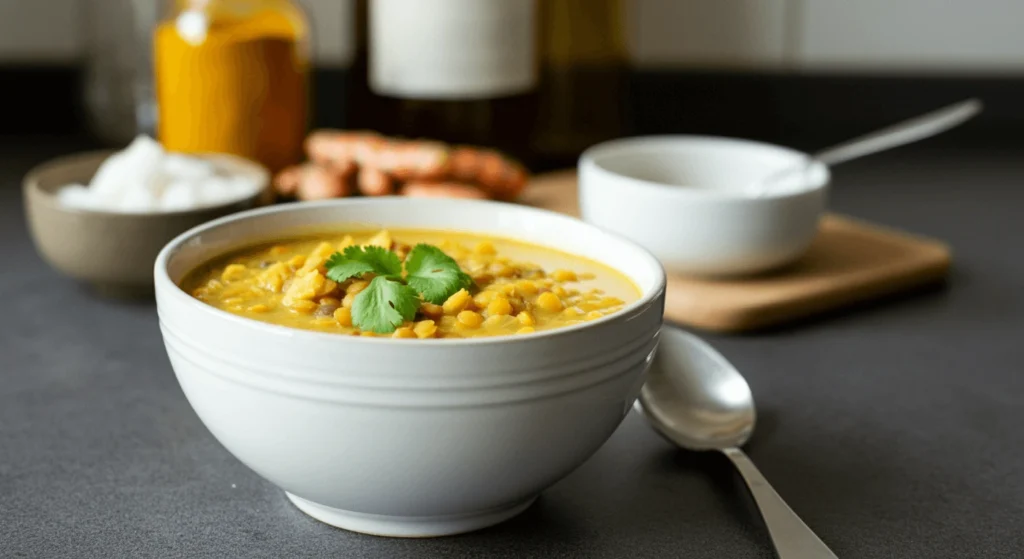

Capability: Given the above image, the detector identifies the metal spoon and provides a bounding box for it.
[747,97,983,196]
[636,327,839,558]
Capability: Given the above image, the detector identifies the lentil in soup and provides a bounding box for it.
[182,229,640,339]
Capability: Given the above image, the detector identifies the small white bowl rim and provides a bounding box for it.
[25,150,270,218]
[579,134,831,202]
[154,197,667,348]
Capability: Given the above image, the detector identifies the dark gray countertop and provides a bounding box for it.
[2,140,1023,558]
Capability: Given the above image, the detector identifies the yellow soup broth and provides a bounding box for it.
[182,229,640,339]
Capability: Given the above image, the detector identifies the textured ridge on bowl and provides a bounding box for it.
[161,318,660,405]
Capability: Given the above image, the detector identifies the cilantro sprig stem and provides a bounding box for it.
[325,242,473,333]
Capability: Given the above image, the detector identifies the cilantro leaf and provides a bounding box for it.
[343,245,403,276]
[324,245,403,283]
[404,244,474,304]
[324,253,375,283]
[351,276,420,333]
[324,240,472,333]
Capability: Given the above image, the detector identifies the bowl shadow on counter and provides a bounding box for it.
[274,490,594,553]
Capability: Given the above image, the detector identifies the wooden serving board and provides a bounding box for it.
[521,170,951,333]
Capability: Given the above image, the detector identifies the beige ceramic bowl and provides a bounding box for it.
[24,150,268,298]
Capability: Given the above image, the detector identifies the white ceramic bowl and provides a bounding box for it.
[579,136,829,277]
[154,198,666,537]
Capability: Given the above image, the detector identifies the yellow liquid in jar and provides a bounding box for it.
[154,2,308,172]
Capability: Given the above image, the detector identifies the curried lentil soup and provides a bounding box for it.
[182,229,640,339]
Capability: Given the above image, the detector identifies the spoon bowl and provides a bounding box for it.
[636,329,755,450]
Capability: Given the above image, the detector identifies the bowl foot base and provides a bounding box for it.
[285,492,538,538]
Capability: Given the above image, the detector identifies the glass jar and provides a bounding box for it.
[154,0,310,173]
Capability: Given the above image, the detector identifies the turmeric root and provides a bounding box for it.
[273,164,304,196]
[294,130,529,201]
[401,181,489,199]
[296,163,352,200]
[357,167,395,196]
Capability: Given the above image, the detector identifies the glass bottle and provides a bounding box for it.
[153,0,310,173]
[533,0,629,168]
[353,0,538,163]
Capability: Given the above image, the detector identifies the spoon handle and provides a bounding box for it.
[722,447,839,559]
[749,98,982,196]
[812,98,983,167]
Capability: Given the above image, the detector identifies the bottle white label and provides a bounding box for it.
[370,0,537,100]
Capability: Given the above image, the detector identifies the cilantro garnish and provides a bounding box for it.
[404,244,474,304]
[350,276,420,333]
[324,241,473,333]
[325,245,402,283]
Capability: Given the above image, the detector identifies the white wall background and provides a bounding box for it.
[0,0,356,65]
[0,0,84,62]
[2,0,1023,73]
[628,0,1024,73]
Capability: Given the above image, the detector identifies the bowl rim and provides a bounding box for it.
[579,134,831,202]
[23,149,270,218]
[154,197,667,348]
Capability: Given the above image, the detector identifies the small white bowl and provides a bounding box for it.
[579,136,829,277]
[154,198,666,537]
